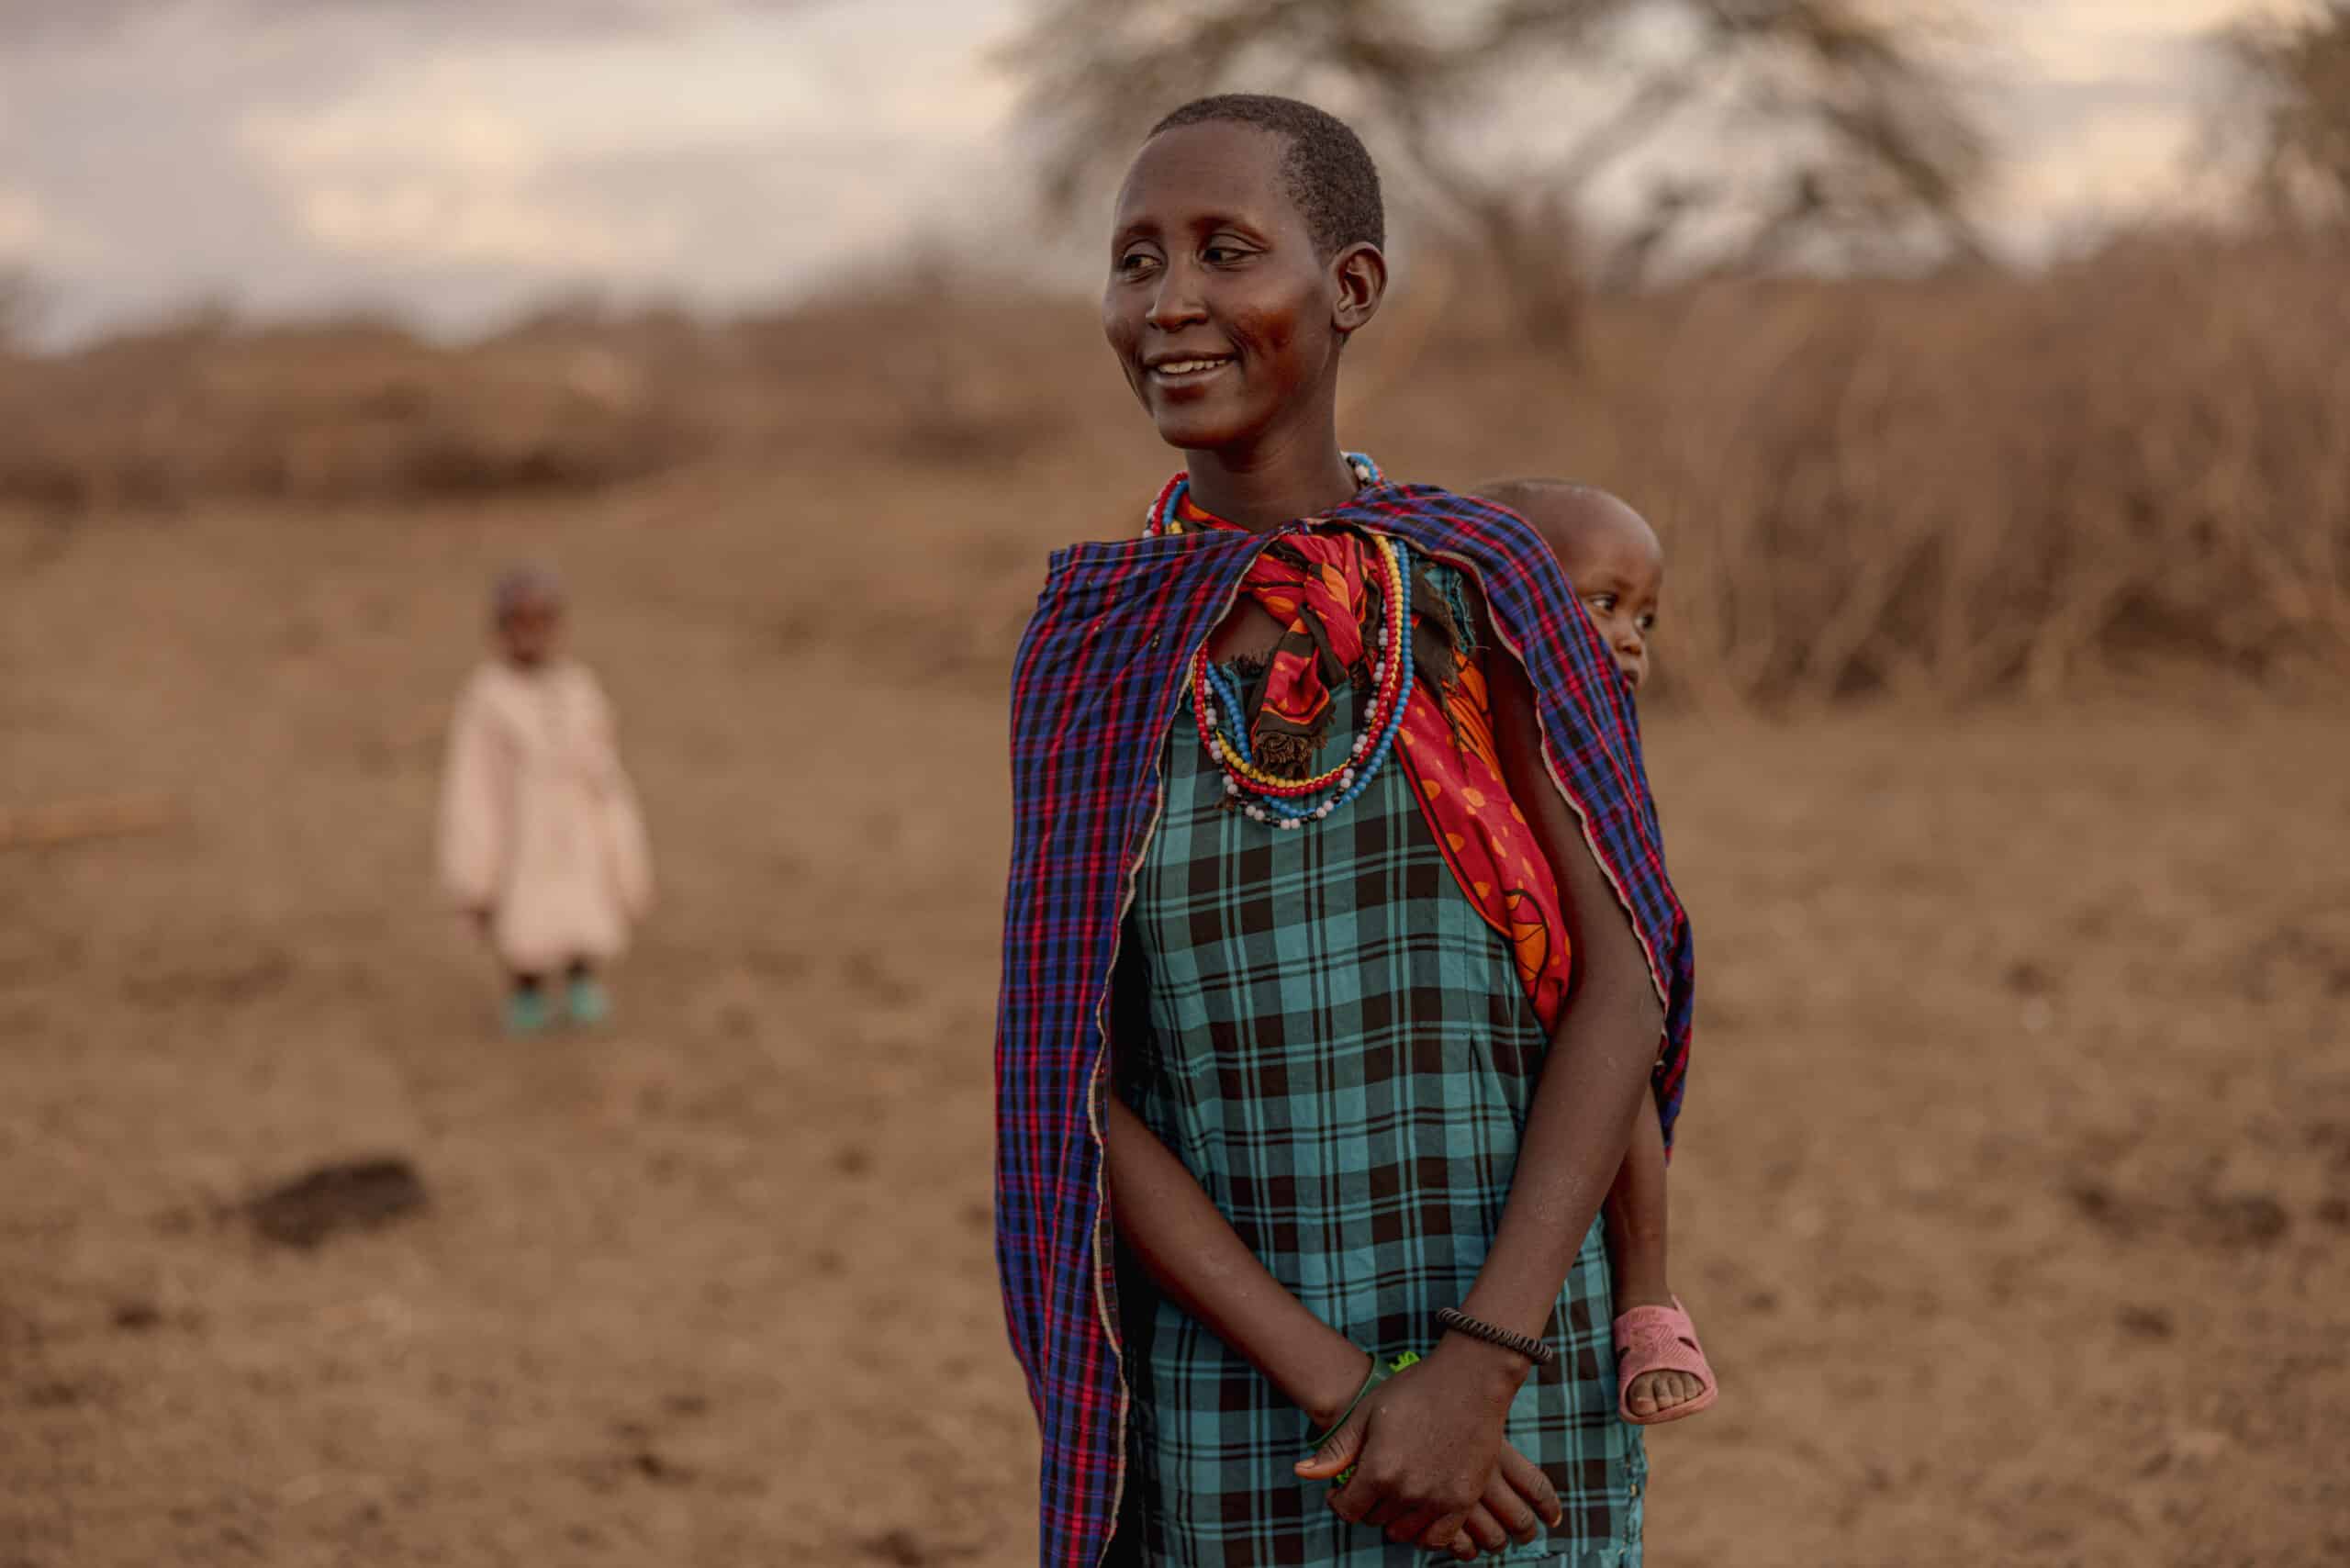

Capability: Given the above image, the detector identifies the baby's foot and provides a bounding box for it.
[1612,1295,1718,1427]
[1626,1364,1709,1420]
[1616,1294,1702,1418]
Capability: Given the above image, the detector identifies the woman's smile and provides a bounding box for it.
[1145,352,1237,390]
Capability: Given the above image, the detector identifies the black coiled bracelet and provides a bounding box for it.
[1435,1306,1557,1367]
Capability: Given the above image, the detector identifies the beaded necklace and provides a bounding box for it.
[1140,452,1383,541]
[1144,454,1408,829]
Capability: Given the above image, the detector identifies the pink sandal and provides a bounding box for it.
[1612,1296,1718,1426]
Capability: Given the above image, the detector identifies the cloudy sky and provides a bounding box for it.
[0,0,2292,343]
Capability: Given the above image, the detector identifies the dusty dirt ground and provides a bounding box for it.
[4,443,2347,1567]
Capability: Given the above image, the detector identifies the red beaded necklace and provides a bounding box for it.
[1144,456,1413,828]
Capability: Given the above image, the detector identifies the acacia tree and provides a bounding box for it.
[1005,0,1986,348]
[2217,0,2350,229]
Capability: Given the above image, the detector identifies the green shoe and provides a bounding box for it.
[565,974,611,1028]
[504,989,553,1037]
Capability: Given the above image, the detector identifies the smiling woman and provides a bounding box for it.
[993,95,1696,1568]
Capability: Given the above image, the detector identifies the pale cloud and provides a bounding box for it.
[0,185,104,267]
[292,180,677,271]
[0,0,822,51]
[1964,0,2277,255]
[0,0,2297,341]
[0,188,47,256]
[2003,103,2204,217]
[1996,0,2301,81]
[242,95,546,182]
[212,0,1022,300]
[239,84,667,271]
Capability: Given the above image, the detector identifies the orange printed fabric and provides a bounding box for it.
[1178,491,1572,1030]
[1397,633,1572,1030]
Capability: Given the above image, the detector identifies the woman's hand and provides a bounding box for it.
[1293,1338,1560,1555]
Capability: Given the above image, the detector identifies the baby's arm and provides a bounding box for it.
[1602,1093,1672,1311]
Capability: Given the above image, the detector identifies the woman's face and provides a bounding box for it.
[1102,121,1355,455]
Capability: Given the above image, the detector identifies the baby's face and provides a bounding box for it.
[1539,498,1663,691]
[1568,542,1662,690]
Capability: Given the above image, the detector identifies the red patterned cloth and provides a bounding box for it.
[1175,489,1572,1028]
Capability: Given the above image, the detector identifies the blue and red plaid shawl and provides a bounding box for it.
[994,483,1694,1568]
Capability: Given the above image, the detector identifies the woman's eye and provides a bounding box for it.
[1203,242,1252,264]
[1116,251,1159,276]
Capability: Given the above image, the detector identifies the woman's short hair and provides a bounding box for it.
[1147,94,1384,259]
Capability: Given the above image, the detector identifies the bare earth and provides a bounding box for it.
[4,454,2345,1567]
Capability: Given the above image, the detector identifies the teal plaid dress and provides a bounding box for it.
[1116,627,1646,1566]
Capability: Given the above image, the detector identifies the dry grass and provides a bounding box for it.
[6,234,2348,704]
[1558,234,2350,704]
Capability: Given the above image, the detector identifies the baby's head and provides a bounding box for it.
[1476,480,1662,691]
[490,565,565,669]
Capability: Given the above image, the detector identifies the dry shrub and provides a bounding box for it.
[728,268,1079,466]
[0,304,706,511]
[0,274,1082,513]
[1515,233,2350,705]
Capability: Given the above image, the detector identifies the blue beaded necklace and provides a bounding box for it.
[1153,453,1410,829]
[1201,579,1416,826]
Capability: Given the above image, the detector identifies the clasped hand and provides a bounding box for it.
[1293,1346,1562,1559]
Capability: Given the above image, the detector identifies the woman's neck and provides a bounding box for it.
[1182,416,1359,532]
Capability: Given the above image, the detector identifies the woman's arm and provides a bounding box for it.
[1104,1092,1371,1428]
[1439,642,1664,1363]
[1316,638,1665,1547]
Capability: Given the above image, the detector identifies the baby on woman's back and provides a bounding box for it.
[1474,476,1714,1428]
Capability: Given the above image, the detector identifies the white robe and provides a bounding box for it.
[437,659,652,974]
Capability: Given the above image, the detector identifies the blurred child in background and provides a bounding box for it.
[1476,478,1717,1428]
[438,566,651,1036]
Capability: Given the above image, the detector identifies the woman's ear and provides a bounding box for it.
[1330,241,1387,338]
